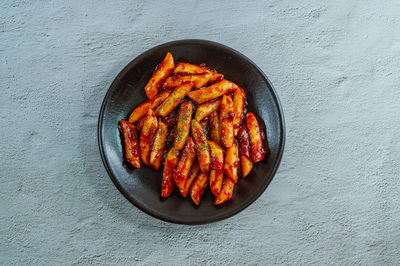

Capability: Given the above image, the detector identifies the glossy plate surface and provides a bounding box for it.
[98,40,285,224]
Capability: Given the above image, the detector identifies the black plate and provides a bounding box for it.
[98,40,285,224]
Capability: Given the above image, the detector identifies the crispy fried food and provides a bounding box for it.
[245,112,266,163]
[187,80,237,104]
[145,52,175,99]
[119,120,141,168]
[155,82,192,117]
[174,101,193,151]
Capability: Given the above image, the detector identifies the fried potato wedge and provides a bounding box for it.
[155,82,192,117]
[173,63,223,83]
[180,161,200,198]
[220,95,235,148]
[128,89,172,123]
[214,177,235,205]
[246,112,266,163]
[149,121,168,170]
[174,101,193,151]
[174,137,196,192]
[191,120,210,173]
[187,80,237,104]
[233,87,246,136]
[224,143,239,183]
[208,140,224,196]
[145,52,175,99]
[139,110,158,166]
[163,73,210,89]
[119,120,141,168]
[161,147,180,197]
[209,111,221,145]
[237,125,253,177]
[194,99,221,121]
[190,172,208,205]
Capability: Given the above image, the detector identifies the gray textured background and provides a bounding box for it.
[1,0,399,265]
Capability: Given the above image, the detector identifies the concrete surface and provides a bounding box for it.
[1,0,399,265]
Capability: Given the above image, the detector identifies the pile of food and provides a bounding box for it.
[119,52,267,206]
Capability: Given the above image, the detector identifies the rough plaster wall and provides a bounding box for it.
[1,0,399,265]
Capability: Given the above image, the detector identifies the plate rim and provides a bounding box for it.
[97,39,286,225]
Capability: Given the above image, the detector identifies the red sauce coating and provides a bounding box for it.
[226,111,235,120]
[136,116,145,131]
[191,120,210,173]
[174,137,196,190]
[237,125,251,160]
[211,157,223,171]
[245,112,266,162]
[119,120,140,168]
[161,147,179,197]
[119,52,272,205]
[161,110,178,128]
[190,172,208,205]
[152,56,174,91]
